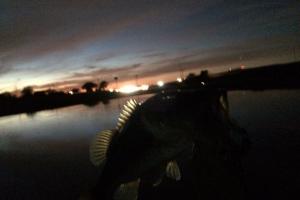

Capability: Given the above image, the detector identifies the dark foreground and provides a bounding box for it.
[0,90,299,199]
[88,89,299,200]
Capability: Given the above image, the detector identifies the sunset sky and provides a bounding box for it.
[0,0,299,92]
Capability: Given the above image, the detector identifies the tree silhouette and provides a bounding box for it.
[0,92,13,98]
[0,92,14,102]
[71,88,79,94]
[82,82,97,93]
[186,73,196,80]
[99,81,108,91]
[21,86,33,97]
[33,91,47,97]
[114,76,119,90]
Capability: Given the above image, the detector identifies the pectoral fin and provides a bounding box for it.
[166,161,181,181]
[114,179,140,200]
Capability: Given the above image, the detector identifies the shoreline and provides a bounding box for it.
[1,61,299,118]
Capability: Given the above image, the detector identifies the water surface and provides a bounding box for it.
[0,94,152,199]
[0,91,299,199]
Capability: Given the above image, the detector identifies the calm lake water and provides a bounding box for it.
[0,91,299,199]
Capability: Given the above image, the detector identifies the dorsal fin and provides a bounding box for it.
[116,99,139,132]
[90,129,115,166]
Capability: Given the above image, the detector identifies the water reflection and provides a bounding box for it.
[0,94,152,199]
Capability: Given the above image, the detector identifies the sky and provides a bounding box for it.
[0,0,300,92]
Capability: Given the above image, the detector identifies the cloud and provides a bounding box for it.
[71,63,141,78]
[30,63,142,90]
[32,35,300,91]
[0,0,213,64]
[1,0,299,92]
[0,57,14,76]
[32,79,88,91]
[137,38,300,79]
[142,52,167,58]
[0,64,11,75]
[94,53,117,62]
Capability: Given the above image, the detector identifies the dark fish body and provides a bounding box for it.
[90,89,248,199]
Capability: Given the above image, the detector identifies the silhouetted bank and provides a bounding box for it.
[1,61,299,117]
[0,91,116,117]
[186,61,300,90]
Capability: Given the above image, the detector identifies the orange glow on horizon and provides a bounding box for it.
[118,84,149,94]
[1,66,216,94]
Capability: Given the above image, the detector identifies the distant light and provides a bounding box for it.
[201,81,205,85]
[68,91,73,95]
[119,85,138,93]
[229,67,232,72]
[240,65,245,70]
[109,88,114,92]
[140,84,149,91]
[157,81,164,87]
[176,77,182,83]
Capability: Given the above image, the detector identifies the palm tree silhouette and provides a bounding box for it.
[82,82,97,93]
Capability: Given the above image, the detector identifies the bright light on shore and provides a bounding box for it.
[119,85,139,93]
[176,77,182,83]
[140,84,149,91]
[119,84,149,94]
[157,81,164,87]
